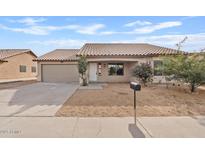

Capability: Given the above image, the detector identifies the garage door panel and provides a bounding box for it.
[42,64,79,83]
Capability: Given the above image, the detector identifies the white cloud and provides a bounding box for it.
[1,25,66,35]
[136,33,205,46]
[1,19,181,36]
[124,20,152,27]
[0,23,105,35]
[181,16,197,21]
[29,33,205,52]
[0,24,7,29]
[99,31,119,35]
[71,24,105,35]
[112,33,205,51]
[29,39,86,48]
[2,17,105,35]
[8,17,46,26]
[134,21,182,34]
[99,21,182,36]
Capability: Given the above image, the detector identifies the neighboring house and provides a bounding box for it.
[0,49,37,80]
[35,43,183,83]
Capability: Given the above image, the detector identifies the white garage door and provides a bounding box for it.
[42,64,79,83]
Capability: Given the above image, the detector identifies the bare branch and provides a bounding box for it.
[176,36,188,50]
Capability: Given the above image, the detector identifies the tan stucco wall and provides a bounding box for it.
[36,56,167,83]
[93,62,136,82]
[37,61,78,81]
[0,53,37,80]
[87,57,151,83]
[87,56,166,83]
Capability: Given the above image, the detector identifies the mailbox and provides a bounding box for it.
[130,82,141,125]
[130,82,141,91]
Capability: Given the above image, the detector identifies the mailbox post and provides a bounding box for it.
[130,82,141,125]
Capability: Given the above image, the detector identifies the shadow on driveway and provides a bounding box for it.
[0,82,79,116]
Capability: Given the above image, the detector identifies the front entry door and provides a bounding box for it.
[89,63,97,81]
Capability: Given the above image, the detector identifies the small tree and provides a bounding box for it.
[133,62,153,86]
[78,56,88,86]
[162,53,205,92]
[159,56,178,88]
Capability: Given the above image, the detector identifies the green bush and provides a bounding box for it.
[161,53,205,92]
[133,62,153,86]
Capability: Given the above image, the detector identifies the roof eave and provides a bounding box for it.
[33,59,78,62]
[76,52,181,57]
[0,49,37,60]
[28,50,38,58]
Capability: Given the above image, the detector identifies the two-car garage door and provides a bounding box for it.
[42,64,79,83]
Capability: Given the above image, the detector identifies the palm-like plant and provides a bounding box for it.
[78,56,88,86]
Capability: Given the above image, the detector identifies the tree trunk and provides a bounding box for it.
[142,78,147,87]
[143,81,147,87]
[191,83,195,92]
[82,73,87,86]
[166,81,169,89]
[83,79,86,86]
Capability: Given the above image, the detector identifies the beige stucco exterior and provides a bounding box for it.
[37,56,167,84]
[37,61,78,82]
[88,62,136,82]
[0,52,37,80]
[86,56,166,83]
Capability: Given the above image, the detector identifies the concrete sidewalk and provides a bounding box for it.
[138,116,205,137]
[0,116,205,138]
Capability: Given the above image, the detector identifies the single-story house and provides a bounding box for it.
[35,43,183,83]
[0,49,37,80]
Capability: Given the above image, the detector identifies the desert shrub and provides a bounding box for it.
[161,53,205,92]
[133,62,153,86]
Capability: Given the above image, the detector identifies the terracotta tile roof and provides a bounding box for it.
[0,49,36,61]
[77,43,185,56]
[35,49,79,61]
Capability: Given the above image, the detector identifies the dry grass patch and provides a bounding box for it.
[56,83,205,117]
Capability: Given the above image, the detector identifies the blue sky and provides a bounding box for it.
[0,16,205,56]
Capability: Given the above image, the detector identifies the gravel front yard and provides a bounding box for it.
[56,83,205,117]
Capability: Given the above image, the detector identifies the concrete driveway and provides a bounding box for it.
[0,82,79,116]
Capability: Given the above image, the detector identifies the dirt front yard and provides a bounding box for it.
[56,83,205,117]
